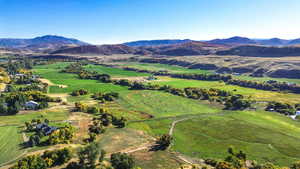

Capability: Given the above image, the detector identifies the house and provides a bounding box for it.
[25,101,39,110]
[146,75,157,81]
[290,111,300,120]
[36,123,58,135]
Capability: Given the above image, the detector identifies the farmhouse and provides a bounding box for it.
[25,101,39,110]
[36,123,58,135]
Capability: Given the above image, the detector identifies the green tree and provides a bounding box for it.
[78,142,100,169]
[110,153,135,169]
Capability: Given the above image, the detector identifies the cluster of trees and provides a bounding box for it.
[0,68,10,83]
[65,142,135,169]
[155,134,173,150]
[61,62,86,74]
[88,113,126,142]
[228,79,300,94]
[0,91,60,114]
[204,147,300,169]
[91,92,119,102]
[9,148,72,169]
[74,102,104,114]
[13,74,39,85]
[6,58,33,75]
[17,83,47,92]
[78,70,111,83]
[48,125,75,145]
[266,102,297,115]
[71,89,89,96]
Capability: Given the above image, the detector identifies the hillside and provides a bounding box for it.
[0,35,88,50]
[216,45,300,57]
[52,44,136,55]
[123,39,193,47]
[207,36,258,46]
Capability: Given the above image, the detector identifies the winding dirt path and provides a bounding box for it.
[169,118,190,135]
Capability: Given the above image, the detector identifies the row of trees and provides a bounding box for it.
[228,79,300,94]
[123,65,300,94]
[204,147,300,169]
[266,102,298,115]
[9,148,72,169]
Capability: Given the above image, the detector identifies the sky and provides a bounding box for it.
[0,0,300,44]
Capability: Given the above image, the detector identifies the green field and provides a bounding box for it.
[34,63,128,93]
[234,75,300,85]
[129,110,300,166]
[83,64,149,77]
[117,90,219,119]
[0,126,25,165]
[151,76,300,104]
[121,62,213,74]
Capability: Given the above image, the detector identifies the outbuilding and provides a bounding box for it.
[25,101,39,110]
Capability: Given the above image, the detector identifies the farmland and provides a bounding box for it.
[148,76,300,104]
[1,61,300,168]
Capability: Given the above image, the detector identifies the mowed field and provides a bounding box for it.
[30,62,300,167]
[0,126,24,166]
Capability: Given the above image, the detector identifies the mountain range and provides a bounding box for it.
[0,35,88,50]
[125,36,300,47]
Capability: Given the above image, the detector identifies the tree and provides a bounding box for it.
[9,155,47,169]
[156,134,173,150]
[99,149,106,163]
[216,161,234,169]
[291,161,300,169]
[78,142,100,169]
[110,153,135,169]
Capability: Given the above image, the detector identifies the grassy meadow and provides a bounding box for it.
[128,110,300,166]
[151,76,300,104]
[120,62,213,74]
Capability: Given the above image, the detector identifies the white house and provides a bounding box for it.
[25,101,39,110]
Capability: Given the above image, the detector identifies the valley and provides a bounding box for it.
[1,56,300,169]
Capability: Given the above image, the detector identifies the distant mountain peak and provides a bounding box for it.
[0,35,89,50]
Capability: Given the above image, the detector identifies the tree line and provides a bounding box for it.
[122,66,300,94]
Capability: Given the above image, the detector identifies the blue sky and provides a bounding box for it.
[0,0,300,44]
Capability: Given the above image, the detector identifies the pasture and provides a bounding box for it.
[0,126,25,166]
[151,76,300,104]
[83,64,149,77]
[33,63,129,93]
[128,110,300,166]
[120,62,213,74]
